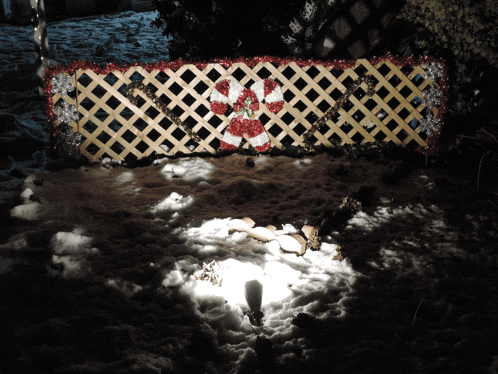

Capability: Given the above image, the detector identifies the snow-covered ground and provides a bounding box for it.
[1,10,498,374]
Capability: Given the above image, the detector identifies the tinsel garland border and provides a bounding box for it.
[43,54,448,156]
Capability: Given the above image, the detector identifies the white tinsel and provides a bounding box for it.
[422,85,442,110]
[54,101,79,124]
[51,73,75,97]
[301,0,317,22]
[422,62,444,83]
[289,18,303,34]
[420,112,440,136]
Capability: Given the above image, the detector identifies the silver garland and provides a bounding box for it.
[51,73,75,97]
[54,101,79,124]
[420,112,440,136]
[422,62,444,83]
[422,85,442,110]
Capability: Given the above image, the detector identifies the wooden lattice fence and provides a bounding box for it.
[44,56,447,162]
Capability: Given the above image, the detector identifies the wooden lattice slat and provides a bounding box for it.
[45,56,447,162]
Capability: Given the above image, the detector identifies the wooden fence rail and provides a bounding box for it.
[44,56,447,162]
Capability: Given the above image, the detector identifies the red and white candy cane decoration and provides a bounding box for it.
[210,79,284,152]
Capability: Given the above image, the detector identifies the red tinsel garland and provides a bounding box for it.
[43,54,448,156]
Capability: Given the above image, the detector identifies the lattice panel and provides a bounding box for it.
[45,56,447,162]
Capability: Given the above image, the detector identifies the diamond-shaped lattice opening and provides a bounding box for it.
[341,75,354,88]
[124,152,138,164]
[317,100,331,112]
[171,105,185,117]
[168,82,183,96]
[306,65,320,79]
[330,69,343,79]
[318,124,330,135]
[376,86,389,99]
[389,75,402,87]
[208,115,223,129]
[194,81,209,95]
[209,137,221,150]
[375,109,388,121]
[158,94,172,106]
[293,123,307,136]
[184,115,197,127]
[305,88,319,102]
[294,78,307,90]
[108,119,123,133]
[133,118,148,132]
[77,72,92,86]
[195,104,210,118]
[406,139,420,150]
[129,71,145,82]
[206,69,222,82]
[231,67,246,81]
[256,66,271,79]
[410,96,422,107]
[171,127,186,141]
[119,107,135,121]
[94,108,109,122]
[400,65,414,76]
[340,123,353,133]
[147,129,161,142]
[305,112,319,123]
[160,139,174,152]
[353,87,366,100]
[284,89,296,102]
[182,93,196,106]
[411,118,420,129]
[399,85,413,99]
[318,77,332,90]
[280,134,295,145]
[159,117,173,131]
[374,131,386,141]
[136,141,149,154]
[185,138,198,151]
[364,98,377,111]
[122,130,137,143]
[105,96,121,110]
[145,106,160,119]
[328,132,342,143]
[342,100,354,112]
[80,97,95,111]
[154,71,169,85]
[293,100,307,112]
[181,69,196,84]
[83,121,98,134]
[397,129,409,141]
[352,110,365,122]
[411,73,424,87]
[259,113,270,125]
[91,84,107,99]
[281,112,295,125]
[110,141,125,155]
[146,82,157,94]
[268,124,283,137]
[351,132,365,143]
[387,97,400,110]
[377,64,391,77]
[331,88,343,101]
[354,64,368,77]
[96,131,111,144]
[196,126,210,140]
[386,119,398,131]
[282,66,297,80]
[84,142,100,156]
[398,108,411,121]
[245,79,255,88]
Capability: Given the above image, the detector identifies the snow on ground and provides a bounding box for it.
[1,10,498,374]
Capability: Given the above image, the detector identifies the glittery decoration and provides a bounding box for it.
[43,55,449,156]
[419,112,441,136]
[51,73,75,97]
[303,74,376,141]
[54,101,79,124]
[60,125,83,156]
[124,82,201,143]
[422,62,444,83]
[422,85,442,110]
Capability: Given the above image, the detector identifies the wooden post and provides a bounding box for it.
[30,0,51,80]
